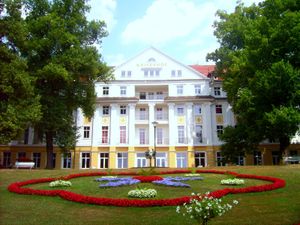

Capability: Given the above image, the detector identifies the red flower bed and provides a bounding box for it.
[7,170,285,207]
[132,175,163,182]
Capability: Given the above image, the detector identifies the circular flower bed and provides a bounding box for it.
[128,188,157,198]
[7,170,286,207]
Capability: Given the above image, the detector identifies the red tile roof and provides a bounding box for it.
[189,65,215,76]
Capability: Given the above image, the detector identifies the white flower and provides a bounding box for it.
[233,200,239,205]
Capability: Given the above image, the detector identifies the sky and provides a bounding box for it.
[87,0,262,66]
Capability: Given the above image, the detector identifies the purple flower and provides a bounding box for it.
[152,176,203,188]
[95,177,140,188]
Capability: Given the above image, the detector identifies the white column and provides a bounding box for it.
[92,105,101,146]
[186,103,193,145]
[203,102,213,145]
[168,103,175,146]
[110,104,118,146]
[128,104,136,145]
[148,103,155,147]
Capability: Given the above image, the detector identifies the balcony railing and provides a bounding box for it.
[136,92,167,100]
[155,112,169,121]
[135,112,149,121]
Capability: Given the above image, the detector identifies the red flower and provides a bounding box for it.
[132,176,163,183]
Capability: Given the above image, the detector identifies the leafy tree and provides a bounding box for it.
[207,0,300,161]
[22,0,112,168]
[0,0,41,144]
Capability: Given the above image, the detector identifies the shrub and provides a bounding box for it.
[128,187,157,198]
[49,180,72,188]
[176,192,238,225]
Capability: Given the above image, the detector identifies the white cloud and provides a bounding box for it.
[121,0,216,45]
[87,0,117,32]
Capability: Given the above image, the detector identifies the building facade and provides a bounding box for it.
[0,47,299,169]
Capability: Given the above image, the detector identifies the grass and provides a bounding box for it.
[0,165,300,225]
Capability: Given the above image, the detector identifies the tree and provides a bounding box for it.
[22,0,112,168]
[207,0,300,161]
[0,0,41,144]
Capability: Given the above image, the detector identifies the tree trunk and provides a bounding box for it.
[45,131,54,169]
[278,136,290,163]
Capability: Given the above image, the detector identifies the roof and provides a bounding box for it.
[189,65,215,77]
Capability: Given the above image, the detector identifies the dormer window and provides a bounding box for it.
[214,87,221,96]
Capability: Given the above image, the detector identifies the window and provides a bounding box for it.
[176,152,187,168]
[195,125,203,143]
[148,92,154,100]
[3,152,11,168]
[156,152,167,167]
[214,87,221,96]
[139,128,146,144]
[117,152,128,168]
[178,126,185,144]
[140,92,146,99]
[103,86,109,95]
[139,108,147,120]
[33,153,41,168]
[99,153,109,168]
[120,86,127,96]
[136,153,147,167]
[103,106,109,115]
[156,108,163,120]
[156,92,163,99]
[127,71,131,77]
[216,125,224,137]
[150,70,154,77]
[195,85,201,95]
[120,105,127,115]
[177,85,183,95]
[157,128,163,144]
[194,105,201,115]
[177,70,182,77]
[120,126,127,144]
[62,153,72,169]
[272,151,280,165]
[144,70,148,77]
[195,152,206,167]
[102,126,109,144]
[216,152,225,166]
[81,152,90,169]
[253,151,262,165]
[83,126,90,138]
[17,152,26,161]
[171,70,176,77]
[177,106,184,115]
[215,104,222,114]
[155,70,160,76]
[121,71,126,77]
[235,155,245,166]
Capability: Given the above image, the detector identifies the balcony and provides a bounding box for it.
[136,92,168,101]
[135,112,149,124]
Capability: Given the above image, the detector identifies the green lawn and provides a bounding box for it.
[0,165,299,225]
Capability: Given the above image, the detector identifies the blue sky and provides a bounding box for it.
[87,0,262,66]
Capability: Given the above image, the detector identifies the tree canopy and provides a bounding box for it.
[207,0,300,161]
[0,0,41,144]
[1,0,112,168]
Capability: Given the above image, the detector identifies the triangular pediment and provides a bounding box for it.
[113,47,209,80]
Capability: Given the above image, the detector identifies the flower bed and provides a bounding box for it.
[221,178,245,185]
[7,170,286,207]
[49,180,72,187]
[95,177,140,188]
[153,176,203,188]
[128,188,157,198]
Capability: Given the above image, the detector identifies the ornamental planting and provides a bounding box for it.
[7,170,286,207]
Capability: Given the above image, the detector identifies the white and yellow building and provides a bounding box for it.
[0,47,299,169]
